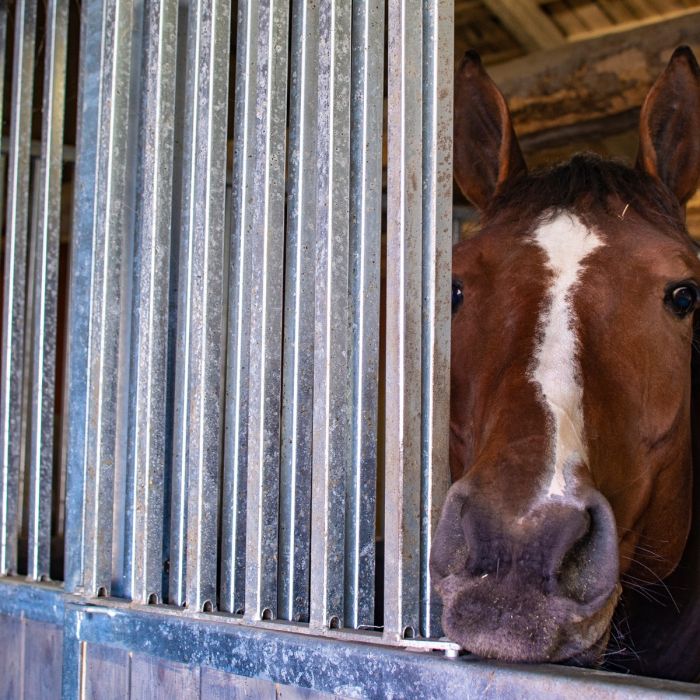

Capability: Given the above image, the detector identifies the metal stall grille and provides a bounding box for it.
[0,0,455,651]
[2,2,700,697]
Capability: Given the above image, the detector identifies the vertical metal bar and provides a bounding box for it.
[125,0,179,604]
[0,0,37,576]
[64,0,135,595]
[384,0,423,642]
[64,0,103,592]
[420,0,452,639]
[221,0,257,615]
[170,0,230,611]
[26,0,69,582]
[277,0,319,624]
[244,0,289,623]
[308,0,352,631]
[345,0,385,630]
[0,4,6,159]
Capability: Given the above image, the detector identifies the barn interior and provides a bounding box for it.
[451,0,700,238]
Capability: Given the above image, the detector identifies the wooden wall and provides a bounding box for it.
[0,615,338,700]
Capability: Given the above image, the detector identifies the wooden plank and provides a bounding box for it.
[275,684,337,700]
[482,0,566,51]
[200,667,276,699]
[130,653,199,700]
[23,619,62,700]
[0,614,23,699]
[488,11,700,138]
[84,644,130,700]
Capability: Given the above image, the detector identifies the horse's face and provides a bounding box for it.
[431,48,700,665]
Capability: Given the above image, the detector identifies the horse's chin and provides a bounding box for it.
[440,579,621,666]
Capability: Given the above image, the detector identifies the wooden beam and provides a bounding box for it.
[488,12,700,138]
[482,0,565,51]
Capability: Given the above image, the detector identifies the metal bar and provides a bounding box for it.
[27,0,70,582]
[64,0,103,593]
[345,0,385,630]
[64,0,135,595]
[220,0,258,617]
[0,4,6,158]
[243,0,290,623]
[0,589,681,700]
[277,0,319,624]
[0,0,37,576]
[20,157,40,552]
[124,0,179,604]
[170,0,230,611]
[308,0,352,632]
[384,0,424,642]
[420,0,453,638]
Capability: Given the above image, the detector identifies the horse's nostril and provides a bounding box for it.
[556,504,617,604]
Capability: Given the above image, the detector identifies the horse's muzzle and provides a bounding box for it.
[430,480,621,664]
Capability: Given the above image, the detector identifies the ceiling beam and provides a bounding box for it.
[487,11,700,138]
[482,0,565,51]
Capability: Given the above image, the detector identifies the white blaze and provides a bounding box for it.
[530,213,604,498]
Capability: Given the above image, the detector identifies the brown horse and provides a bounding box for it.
[431,47,700,681]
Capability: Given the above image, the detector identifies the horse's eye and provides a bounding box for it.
[667,284,698,317]
[452,281,464,314]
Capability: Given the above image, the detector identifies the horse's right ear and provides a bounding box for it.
[453,50,527,212]
[637,46,700,206]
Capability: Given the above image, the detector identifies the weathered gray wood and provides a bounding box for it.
[0,614,23,699]
[488,12,700,139]
[200,667,276,699]
[275,683,338,700]
[23,619,62,699]
[482,0,564,51]
[130,653,200,700]
[84,644,130,700]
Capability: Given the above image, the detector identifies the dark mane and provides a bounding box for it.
[485,153,688,240]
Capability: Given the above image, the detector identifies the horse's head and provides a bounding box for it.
[431,47,700,666]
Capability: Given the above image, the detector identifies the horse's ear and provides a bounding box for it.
[453,50,527,211]
[637,46,700,206]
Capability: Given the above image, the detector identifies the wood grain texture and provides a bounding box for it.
[0,614,24,700]
[488,12,700,138]
[23,619,62,700]
[200,667,277,699]
[130,653,199,700]
[84,644,130,700]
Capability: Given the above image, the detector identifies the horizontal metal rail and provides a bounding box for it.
[0,580,696,700]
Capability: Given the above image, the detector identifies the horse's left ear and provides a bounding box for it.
[637,46,700,205]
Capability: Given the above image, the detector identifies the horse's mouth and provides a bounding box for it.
[440,579,622,666]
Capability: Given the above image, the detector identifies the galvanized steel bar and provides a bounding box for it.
[221,0,258,616]
[420,0,453,638]
[170,0,230,611]
[345,0,385,630]
[64,0,103,592]
[244,0,290,622]
[26,0,69,582]
[384,0,424,641]
[0,4,6,156]
[277,0,319,624]
[125,0,179,604]
[308,0,352,631]
[64,0,135,595]
[0,0,37,576]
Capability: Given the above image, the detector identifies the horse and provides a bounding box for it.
[430,46,700,682]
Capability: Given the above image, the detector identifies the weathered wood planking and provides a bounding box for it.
[201,667,277,699]
[84,644,130,700]
[130,654,200,699]
[23,620,62,699]
[488,12,700,139]
[0,613,24,699]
